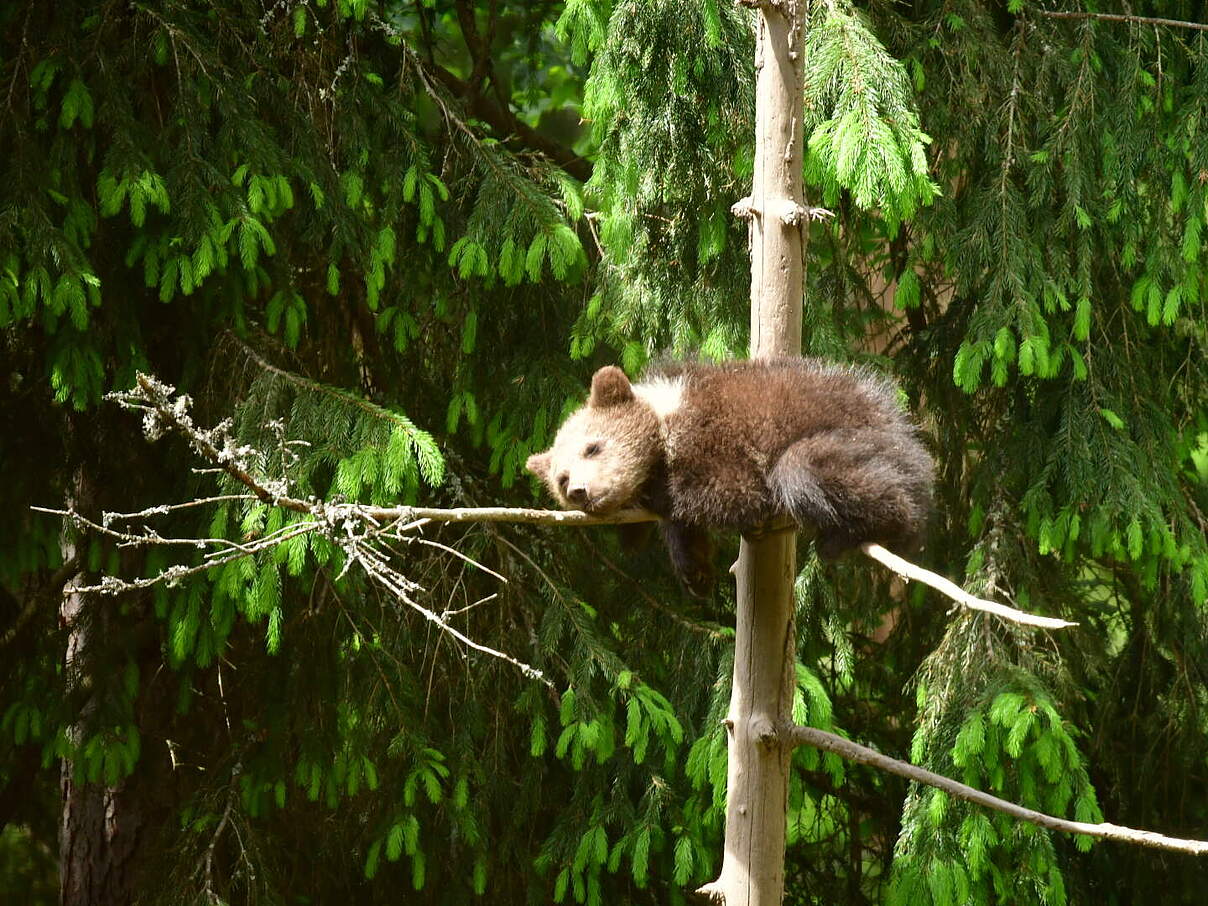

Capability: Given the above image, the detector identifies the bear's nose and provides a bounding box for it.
[566,486,588,506]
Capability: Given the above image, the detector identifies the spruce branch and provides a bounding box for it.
[786,725,1208,855]
[382,16,591,181]
[229,333,422,433]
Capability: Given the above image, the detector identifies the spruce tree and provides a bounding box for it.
[1,2,1206,905]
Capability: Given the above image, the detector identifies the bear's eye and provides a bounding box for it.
[583,442,602,458]
[557,472,570,490]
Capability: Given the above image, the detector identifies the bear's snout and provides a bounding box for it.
[565,485,589,507]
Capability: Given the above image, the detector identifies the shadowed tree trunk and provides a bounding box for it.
[58,467,138,906]
[59,767,147,906]
[58,460,171,906]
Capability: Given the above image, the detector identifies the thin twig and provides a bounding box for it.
[351,542,552,687]
[33,504,314,560]
[440,592,498,620]
[202,764,241,904]
[860,543,1077,630]
[104,494,256,523]
[405,536,509,584]
[786,725,1208,855]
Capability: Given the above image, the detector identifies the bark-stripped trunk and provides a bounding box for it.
[744,3,806,360]
[700,2,806,904]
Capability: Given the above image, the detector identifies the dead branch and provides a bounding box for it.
[860,543,1077,630]
[126,374,661,528]
[64,373,564,682]
[202,764,240,904]
[40,372,1078,684]
[786,724,1208,855]
[1038,10,1208,33]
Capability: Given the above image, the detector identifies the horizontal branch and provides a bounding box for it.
[1038,10,1208,33]
[860,543,1077,630]
[107,375,1072,646]
[136,372,659,530]
[787,725,1208,855]
[361,503,659,527]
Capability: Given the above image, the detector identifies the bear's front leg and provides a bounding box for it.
[659,520,715,597]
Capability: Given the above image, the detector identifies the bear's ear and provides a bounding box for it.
[525,451,552,480]
[589,366,634,408]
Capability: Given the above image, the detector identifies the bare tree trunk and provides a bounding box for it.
[745,3,806,360]
[699,2,806,904]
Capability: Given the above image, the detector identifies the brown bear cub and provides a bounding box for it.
[526,358,933,595]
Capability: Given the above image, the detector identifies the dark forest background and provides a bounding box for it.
[1,2,1206,904]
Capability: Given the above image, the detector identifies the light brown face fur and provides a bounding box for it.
[526,366,662,514]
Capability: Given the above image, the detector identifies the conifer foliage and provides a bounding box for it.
[0,2,1206,905]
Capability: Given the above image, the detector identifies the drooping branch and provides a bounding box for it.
[383,17,592,182]
[860,543,1077,630]
[786,725,1208,856]
[38,492,558,687]
[345,535,552,685]
[429,65,592,182]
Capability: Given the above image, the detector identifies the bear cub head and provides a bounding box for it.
[526,366,663,514]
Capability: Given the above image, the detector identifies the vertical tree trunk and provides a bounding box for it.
[700,2,806,904]
[59,768,146,906]
[58,466,158,906]
[745,2,806,360]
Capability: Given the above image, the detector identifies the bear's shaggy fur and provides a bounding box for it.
[526,358,933,594]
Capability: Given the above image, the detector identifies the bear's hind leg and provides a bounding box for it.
[769,430,924,558]
[660,520,715,597]
[767,443,843,549]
